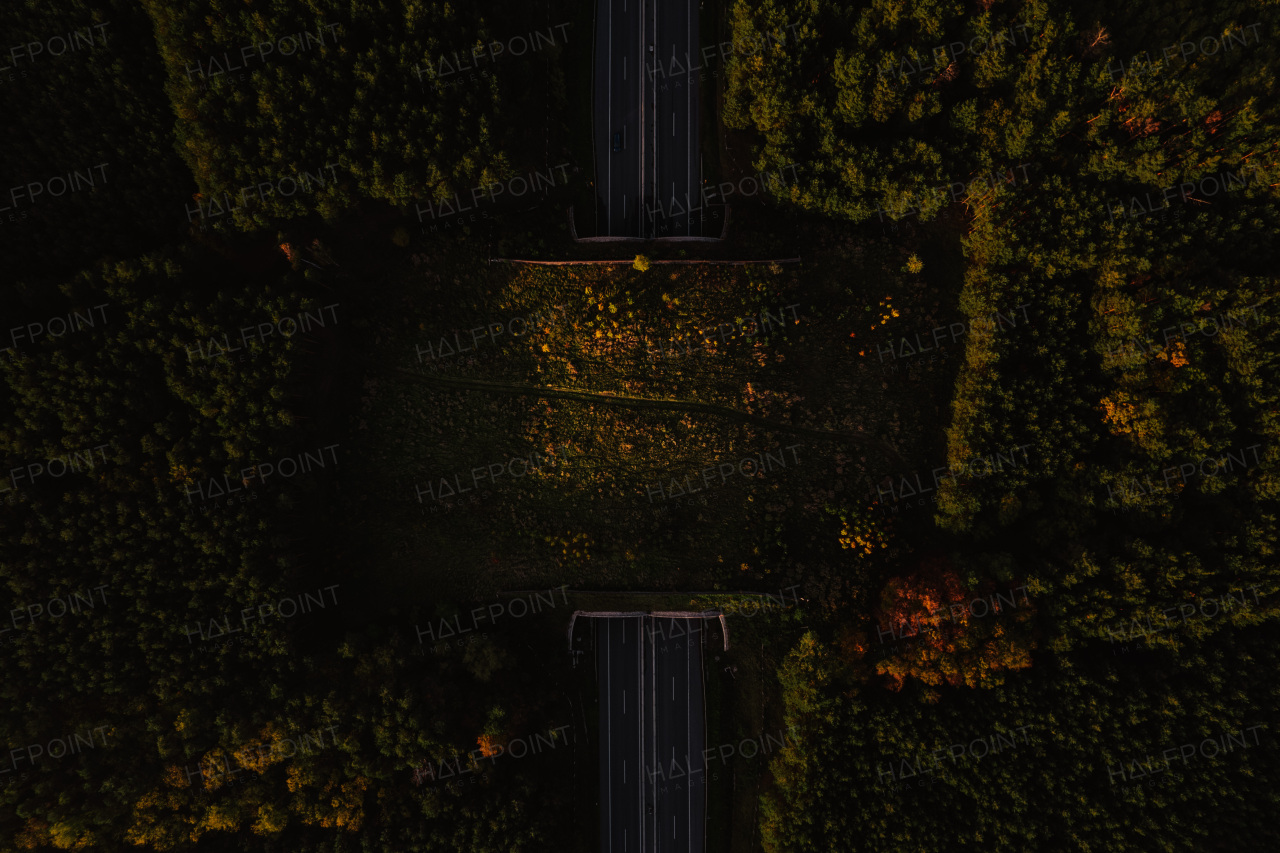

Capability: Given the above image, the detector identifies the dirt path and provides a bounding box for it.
[392,367,907,466]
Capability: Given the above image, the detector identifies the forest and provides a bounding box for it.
[2,0,1279,851]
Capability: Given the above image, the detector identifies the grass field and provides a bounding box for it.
[339,210,968,613]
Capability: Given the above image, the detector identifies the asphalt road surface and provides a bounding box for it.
[596,616,706,853]
[598,617,643,852]
[651,0,701,237]
[594,0,643,236]
[594,0,701,237]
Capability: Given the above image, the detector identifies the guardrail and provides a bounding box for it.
[569,609,729,651]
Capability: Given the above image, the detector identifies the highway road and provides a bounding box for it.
[594,0,643,236]
[596,615,706,853]
[598,617,644,852]
[593,0,701,237]
[652,0,701,237]
[647,616,705,853]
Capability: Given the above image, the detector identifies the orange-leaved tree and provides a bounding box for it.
[872,556,1035,698]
